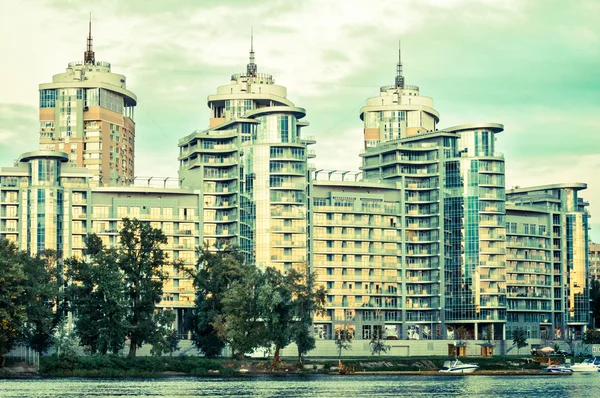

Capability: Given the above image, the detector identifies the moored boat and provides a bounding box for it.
[542,364,574,374]
[439,358,479,374]
[570,357,600,373]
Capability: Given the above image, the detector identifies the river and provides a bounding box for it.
[1,374,599,397]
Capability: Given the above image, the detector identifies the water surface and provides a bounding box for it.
[1,374,598,397]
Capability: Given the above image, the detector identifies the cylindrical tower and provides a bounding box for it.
[38,22,137,186]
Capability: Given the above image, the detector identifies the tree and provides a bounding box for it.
[334,320,353,359]
[289,264,326,363]
[52,319,78,358]
[214,268,265,358]
[582,329,600,345]
[369,327,390,356]
[512,327,528,354]
[149,311,180,357]
[0,239,26,368]
[117,218,170,358]
[66,234,128,355]
[21,250,65,355]
[183,245,250,358]
[258,267,295,368]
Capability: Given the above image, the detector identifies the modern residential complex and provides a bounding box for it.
[0,33,592,351]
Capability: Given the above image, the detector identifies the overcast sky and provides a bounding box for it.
[1,0,599,240]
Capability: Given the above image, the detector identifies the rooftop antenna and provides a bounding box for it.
[84,13,95,64]
[395,40,404,89]
[247,27,257,77]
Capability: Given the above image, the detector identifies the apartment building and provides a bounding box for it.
[38,22,137,186]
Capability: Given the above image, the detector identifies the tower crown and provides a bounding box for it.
[246,28,257,77]
[84,15,95,65]
[395,41,404,89]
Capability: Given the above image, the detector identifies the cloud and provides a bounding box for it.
[0,104,38,162]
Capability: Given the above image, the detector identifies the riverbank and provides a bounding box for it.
[0,355,564,378]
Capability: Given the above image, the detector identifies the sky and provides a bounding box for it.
[0,0,599,239]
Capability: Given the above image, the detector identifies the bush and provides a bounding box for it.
[39,355,228,377]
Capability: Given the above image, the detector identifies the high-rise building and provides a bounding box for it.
[38,21,137,186]
[506,184,590,340]
[178,37,315,273]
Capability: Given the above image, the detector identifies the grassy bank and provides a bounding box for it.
[7,354,546,378]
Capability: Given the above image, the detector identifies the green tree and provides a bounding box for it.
[334,321,353,359]
[289,265,326,363]
[0,239,26,368]
[582,329,600,344]
[258,267,295,368]
[214,268,265,358]
[117,218,170,358]
[512,327,528,354]
[183,245,250,358]
[52,319,78,358]
[21,250,65,355]
[369,327,390,356]
[66,234,128,355]
[149,311,180,357]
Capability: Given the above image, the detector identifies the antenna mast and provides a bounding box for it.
[246,27,257,77]
[395,40,404,89]
[84,13,95,64]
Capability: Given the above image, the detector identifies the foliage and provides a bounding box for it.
[582,329,600,344]
[67,219,171,358]
[0,239,27,368]
[66,234,127,355]
[369,328,390,356]
[52,319,79,358]
[149,312,180,357]
[257,265,327,366]
[334,324,353,359]
[511,327,528,354]
[21,250,65,355]
[39,355,227,377]
[289,264,326,362]
[258,267,295,367]
[183,245,250,358]
[214,267,265,358]
[118,218,170,358]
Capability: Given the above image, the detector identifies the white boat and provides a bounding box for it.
[439,358,479,374]
[571,357,600,373]
[542,365,574,374]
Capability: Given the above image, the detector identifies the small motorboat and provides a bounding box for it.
[439,358,479,374]
[571,357,600,372]
[542,364,574,374]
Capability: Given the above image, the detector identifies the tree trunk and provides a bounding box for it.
[128,339,137,358]
[271,347,281,369]
[0,354,5,369]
